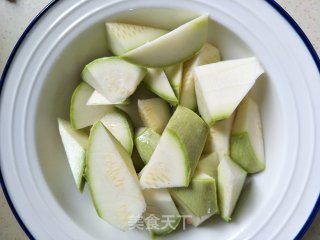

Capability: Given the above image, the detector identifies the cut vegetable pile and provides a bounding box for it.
[58,14,266,238]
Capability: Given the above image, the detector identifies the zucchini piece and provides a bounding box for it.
[144,68,178,106]
[100,108,134,155]
[194,57,264,125]
[143,189,181,236]
[86,90,129,106]
[203,113,235,158]
[170,172,219,217]
[106,22,168,56]
[217,155,247,222]
[139,106,209,188]
[70,82,113,129]
[58,119,87,192]
[230,97,265,173]
[135,127,160,164]
[123,15,208,67]
[82,57,146,103]
[86,122,146,231]
[137,98,171,134]
[180,43,220,110]
[164,63,183,99]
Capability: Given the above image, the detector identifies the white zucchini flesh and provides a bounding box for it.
[123,15,208,68]
[86,122,146,231]
[58,119,87,191]
[230,97,265,173]
[139,129,188,188]
[100,108,134,155]
[139,106,208,189]
[70,82,113,129]
[144,68,178,106]
[81,57,146,103]
[134,127,160,164]
[180,42,220,110]
[164,63,183,99]
[143,189,181,236]
[137,98,171,134]
[217,155,247,222]
[106,22,168,56]
[194,57,264,125]
[86,90,129,106]
[203,113,235,158]
[196,152,220,179]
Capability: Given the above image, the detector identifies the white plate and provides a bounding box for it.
[0,0,319,239]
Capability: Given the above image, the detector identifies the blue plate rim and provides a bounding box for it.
[0,0,319,239]
[264,2,320,240]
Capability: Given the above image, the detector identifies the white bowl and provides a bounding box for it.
[0,0,319,239]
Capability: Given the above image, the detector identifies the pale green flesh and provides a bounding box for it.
[58,119,88,191]
[123,15,208,67]
[217,155,247,222]
[100,108,134,155]
[164,63,183,99]
[194,57,264,126]
[180,42,221,110]
[81,57,146,103]
[105,22,168,56]
[144,68,178,106]
[86,122,146,231]
[174,198,213,227]
[203,113,235,159]
[139,129,188,188]
[230,97,265,173]
[131,147,146,173]
[137,98,171,134]
[170,172,219,217]
[139,106,208,188]
[86,90,130,106]
[143,189,181,236]
[165,106,209,177]
[70,82,113,129]
[135,127,160,164]
[116,84,156,129]
[196,152,220,179]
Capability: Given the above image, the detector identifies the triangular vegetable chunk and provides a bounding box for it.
[81,57,146,103]
[106,22,168,56]
[123,15,208,67]
[144,69,178,106]
[171,154,220,227]
[217,155,247,222]
[164,63,183,99]
[135,127,160,164]
[230,97,265,173]
[86,122,146,231]
[58,119,88,191]
[139,106,208,188]
[137,98,171,134]
[143,189,181,236]
[196,152,220,179]
[70,82,113,129]
[100,108,134,155]
[180,43,220,110]
[203,113,235,159]
[194,57,264,126]
[170,172,218,217]
[174,201,213,227]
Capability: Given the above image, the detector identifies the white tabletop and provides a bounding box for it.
[0,0,319,239]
